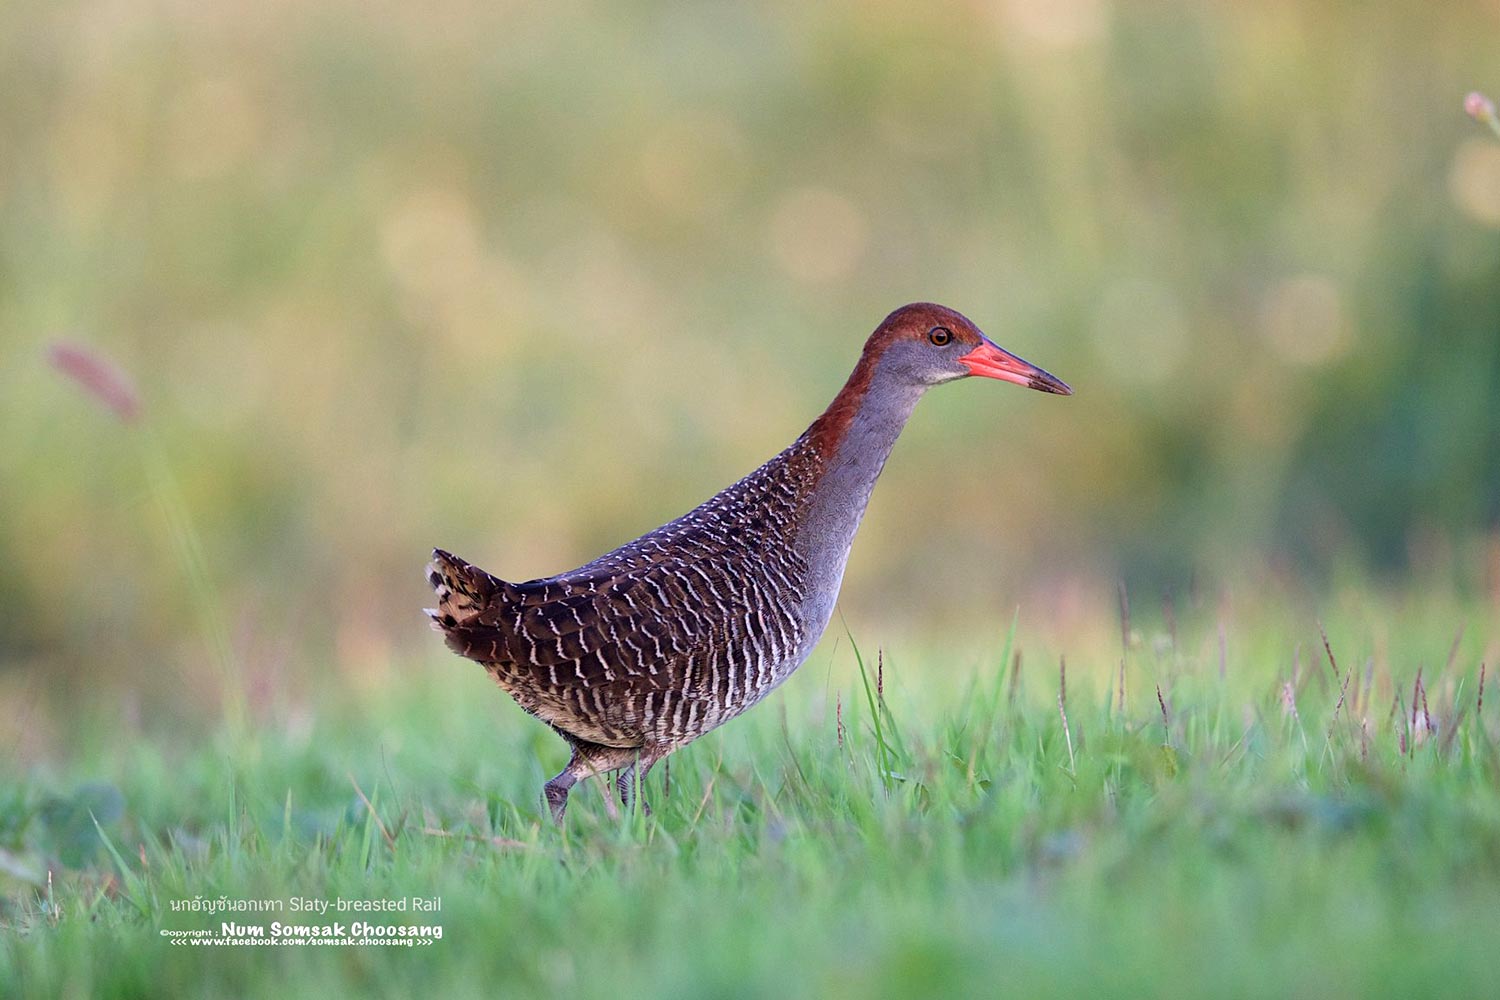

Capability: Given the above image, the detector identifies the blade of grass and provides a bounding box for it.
[89,812,149,919]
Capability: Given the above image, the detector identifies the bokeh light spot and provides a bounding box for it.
[767,187,869,284]
[1259,274,1349,367]
[167,77,261,180]
[1449,138,1500,227]
[989,0,1108,50]
[380,187,485,302]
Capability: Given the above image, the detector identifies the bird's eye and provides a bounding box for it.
[928,327,952,347]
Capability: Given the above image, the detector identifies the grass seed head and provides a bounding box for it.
[1280,681,1299,722]
[48,341,140,423]
[1466,91,1500,139]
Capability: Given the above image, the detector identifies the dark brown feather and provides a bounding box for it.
[427,437,824,750]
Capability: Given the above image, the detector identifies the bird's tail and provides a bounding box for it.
[425,548,506,633]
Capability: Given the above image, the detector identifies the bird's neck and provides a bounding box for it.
[793,354,927,598]
[811,364,926,502]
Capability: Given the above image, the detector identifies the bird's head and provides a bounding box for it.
[864,302,1072,395]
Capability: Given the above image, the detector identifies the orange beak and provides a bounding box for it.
[958,337,1072,395]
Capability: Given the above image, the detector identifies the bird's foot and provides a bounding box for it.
[543,779,571,823]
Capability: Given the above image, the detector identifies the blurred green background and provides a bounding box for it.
[2,0,1498,746]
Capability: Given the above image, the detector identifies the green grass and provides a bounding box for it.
[4,591,1500,999]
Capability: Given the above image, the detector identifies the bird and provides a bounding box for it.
[426,303,1071,821]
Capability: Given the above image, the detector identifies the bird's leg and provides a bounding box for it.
[616,754,658,817]
[546,742,641,822]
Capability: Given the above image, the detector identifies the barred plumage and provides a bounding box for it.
[426,303,1070,820]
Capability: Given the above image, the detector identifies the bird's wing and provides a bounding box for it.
[440,551,734,692]
[431,442,816,692]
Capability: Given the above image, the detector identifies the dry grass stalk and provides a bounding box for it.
[1117,657,1127,718]
[420,828,529,850]
[1326,671,1353,743]
[348,774,397,851]
[1317,620,1341,681]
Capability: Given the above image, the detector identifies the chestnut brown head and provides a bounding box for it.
[862,302,1072,394]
